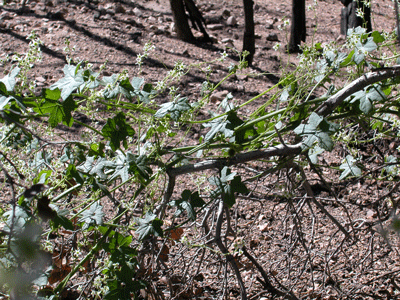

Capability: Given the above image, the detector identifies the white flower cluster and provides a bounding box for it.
[136,42,155,69]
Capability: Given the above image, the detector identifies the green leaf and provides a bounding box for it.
[65,164,84,185]
[208,167,248,207]
[0,82,7,95]
[339,155,362,180]
[371,31,384,44]
[346,84,386,114]
[4,206,29,235]
[0,96,14,111]
[136,212,163,240]
[38,96,77,127]
[170,190,205,221]
[78,156,116,180]
[33,170,52,185]
[0,66,20,92]
[223,175,248,207]
[360,37,377,52]
[88,142,105,158]
[101,74,131,99]
[52,210,74,230]
[131,77,144,90]
[384,155,398,175]
[340,49,355,67]
[220,166,236,182]
[154,96,191,121]
[102,112,135,151]
[43,87,61,101]
[30,150,52,170]
[50,64,85,100]
[308,145,325,164]
[294,112,337,151]
[78,202,104,230]
[204,115,234,141]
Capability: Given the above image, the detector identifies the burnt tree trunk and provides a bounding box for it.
[288,0,306,53]
[170,0,195,42]
[340,0,372,35]
[243,0,255,65]
[169,0,210,43]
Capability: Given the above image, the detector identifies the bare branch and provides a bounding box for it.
[168,143,303,177]
[214,200,247,300]
[316,65,400,117]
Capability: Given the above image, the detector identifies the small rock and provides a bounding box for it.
[93,11,101,20]
[209,35,219,43]
[101,14,111,20]
[237,85,245,92]
[265,22,274,29]
[336,35,345,42]
[48,10,65,20]
[170,22,176,32]
[266,32,279,41]
[258,223,270,232]
[149,24,158,31]
[226,15,236,26]
[182,49,190,57]
[105,9,115,15]
[207,24,223,30]
[210,90,229,103]
[221,38,234,44]
[160,277,168,285]
[237,74,248,81]
[222,9,230,18]
[148,16,156,24]
[366,209,377,220]
[115,4,125,14]
[104,3,113,10]
[133,7,142,17]
[0,12,14,21]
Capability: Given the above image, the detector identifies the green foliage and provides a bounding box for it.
[294,112,339,151]
[101,112,135,151]
[209,167,248,207]
[1,25,400,299]
[136,212,163,241]
[170,190,205,221]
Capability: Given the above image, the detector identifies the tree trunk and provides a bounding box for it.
[169,0,195,42]
[242,0,255,65]
[288,0,306,53]
[340,0,372,35]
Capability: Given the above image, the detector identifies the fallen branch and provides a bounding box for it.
[168,143,303,177]
[316,65,400,117]
[242,246,297,299]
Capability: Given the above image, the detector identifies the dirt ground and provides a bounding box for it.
[0,0,395,99]
[1,0,400,299]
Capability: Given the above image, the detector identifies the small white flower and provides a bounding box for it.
[273,43,281,51]
[283,19,290,27]
[220,51,228,61]
[356,8,364,18]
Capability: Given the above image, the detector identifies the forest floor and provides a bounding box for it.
[1,0,400,299]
